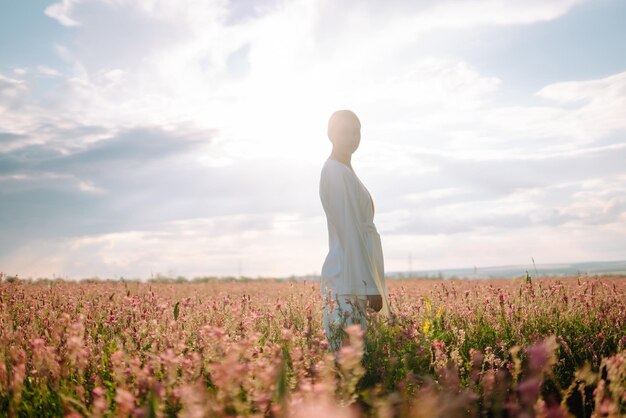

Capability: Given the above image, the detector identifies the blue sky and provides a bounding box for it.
[1,0,625,279]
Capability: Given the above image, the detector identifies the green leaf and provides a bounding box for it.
[174,301,180,321]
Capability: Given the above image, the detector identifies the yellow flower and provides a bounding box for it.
[425,297,431,313]
[422,320,431,335]
[436,306,444,319]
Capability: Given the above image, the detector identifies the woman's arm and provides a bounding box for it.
[367,295,383,312]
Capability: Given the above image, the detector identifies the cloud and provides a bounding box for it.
[383,221,626,271]
[0,132,29,152]
[0,126,215,252]
[0,124,212,172]
[45,0,81,27]
[33,0,591,149]
[0,73,27,103]
[532,70,626,142]
[0,172,106,195]
[36,65,62,77]
[49,126,212,166]
[0,119,329,278]
[378,143,626,236]
[1,213,326,279]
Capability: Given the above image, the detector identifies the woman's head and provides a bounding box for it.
[327,110,361,154]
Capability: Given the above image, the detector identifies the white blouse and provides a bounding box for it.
[319,158,390,316]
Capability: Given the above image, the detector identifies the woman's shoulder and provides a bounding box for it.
[322,159,352,176]
[321,159,351,186]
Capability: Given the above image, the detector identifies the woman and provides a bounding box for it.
[319,109,391,351]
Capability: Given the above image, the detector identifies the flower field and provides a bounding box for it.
[1,275,625,417]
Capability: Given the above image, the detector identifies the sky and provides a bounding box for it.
[1,0,625,279]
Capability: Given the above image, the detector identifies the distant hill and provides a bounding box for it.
[388,259,626,279]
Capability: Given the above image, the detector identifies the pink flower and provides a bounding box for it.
[517,377,541,406]
[114,388,135,417]
[290,395,360,418]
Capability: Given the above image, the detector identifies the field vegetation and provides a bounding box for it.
[0,275,625,417]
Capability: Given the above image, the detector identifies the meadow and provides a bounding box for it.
[0,275,624,417]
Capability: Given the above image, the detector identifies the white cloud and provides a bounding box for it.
[0,73,27,98]
[414,0,586,28]
[0,172,107,194]
[4,213,326,279]
[45,0,82,27]
[533,71,626,143]
[32,0,591,160]
[36,65,62,77]
[384,222,626,272]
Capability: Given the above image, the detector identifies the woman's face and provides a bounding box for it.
[336,120,361,154]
